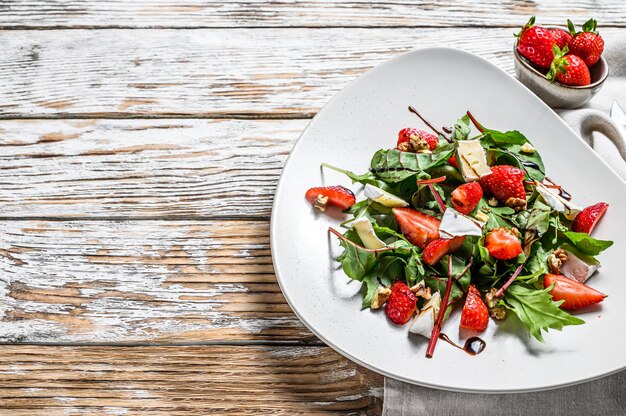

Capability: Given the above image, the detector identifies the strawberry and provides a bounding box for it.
[448,154,459,169]
[422,236,466,266]
[397,128,438,152]
[385,281,417,325]
[305,185,356,210]
[451,182,483,215]
[460,285,489,332]
[516,16,557,68]
[392,207,440,248]
[547,45,591,87]
[544,273,606,310]
[549,28,572,50]
[567,18,604,66]
[571,202,608,234]
[479,165,526,203]
[485,227,522,260]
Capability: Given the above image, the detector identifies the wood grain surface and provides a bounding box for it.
[0,28,620,118]
[1,0,623,28]
[0,119,303,218]
[0,345,383,415]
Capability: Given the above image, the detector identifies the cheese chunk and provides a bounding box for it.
[352,217,386,249]
[535,181,581,220]
[457,140,492,181]
[561,250,600,283]
[439,208,483,239]
[364,184,408,207]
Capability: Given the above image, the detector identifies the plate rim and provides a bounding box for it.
[270,46,626,393]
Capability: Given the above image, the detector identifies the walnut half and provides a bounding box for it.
[370,286,392,309]
[547,248,568,274]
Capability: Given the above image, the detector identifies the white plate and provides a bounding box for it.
[270,48,626,392]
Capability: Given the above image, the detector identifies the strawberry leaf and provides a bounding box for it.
[502,283,584,342]
[563,231,613,256]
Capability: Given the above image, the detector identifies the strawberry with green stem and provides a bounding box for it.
[547,45,591,87]
[516,16,557,69]
[567,18,604,66]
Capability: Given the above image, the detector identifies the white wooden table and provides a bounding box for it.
[1,2,624,414]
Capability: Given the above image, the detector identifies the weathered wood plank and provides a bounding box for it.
[0,1,624,28]
[0,345,383,415]
[0,219,317,343]
[1,28,621,117]
[0,119,303,218]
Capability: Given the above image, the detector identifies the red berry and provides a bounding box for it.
[571,202,608,234]
[567,19,604,66]
[479,165,526,203]
[385,281,417,325]
[305,185,356,210]
[516,17,557,68]
[397,128,438,151]
[448,154,459,169]
[549,28,572,50]
[422,236,465,266]
[460,285,489,333]
[485,227,522,260]
[451,182,483,215]
[544,273,606,310]
[550,53,591,87]
[392,207,440,248]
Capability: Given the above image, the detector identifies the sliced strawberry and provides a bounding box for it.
[392,207,440,248]
[544,273,606,310]
[448,154,459,169]
[305,185,356,210]
[479,165,526,203]
[385,281,417,325]
[422,236,466,266]
[451,182,483,214]
[460,285,489,332]
[397,128,438,151]
[485,227,522,260]
[571,202,608,234]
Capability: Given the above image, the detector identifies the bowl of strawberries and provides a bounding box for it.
[513,17,608,109]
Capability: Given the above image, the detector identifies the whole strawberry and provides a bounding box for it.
[451,182,483,214]
[567,18,604,66]
[547,45,591,86]
[397,128,438,152]
[385,281,417,325]
[479,165,526,204]
[516,16,557,68]
[549,28,572,50]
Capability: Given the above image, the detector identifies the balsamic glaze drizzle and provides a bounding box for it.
[439,333,486,356]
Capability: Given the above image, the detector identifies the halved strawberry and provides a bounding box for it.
[544,273,606,310]
[451,182,483,215]
[479,165,526,203]
[397,128,438,151]
[305,185,356,210]
[448,154,459,169]
[422,236,466,266]
[485,227,522,260]
[460,285,489,332]
[392,207,440,248]
[571,202,608,234]
[385,281,417,325]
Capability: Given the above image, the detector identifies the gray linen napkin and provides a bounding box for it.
[382,35,626,416]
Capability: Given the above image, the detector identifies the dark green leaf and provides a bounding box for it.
[336,229,378,281]
[370,145,455,183]
[405,249,425,286]
[361,256,404,308]
[502,283,584,342]
[450,115,471,141]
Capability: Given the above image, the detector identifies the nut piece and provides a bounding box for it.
[313,194,329,211]
[547,248,569,274]
[398,134,431,153]
[520,143,536,154]
[505,197,527,211]
[370,286,392,309]
[410,280,432,300]
[474,210,490,223]
[488,197,499,207]
[484,288,506,320]
[509,227,520,237]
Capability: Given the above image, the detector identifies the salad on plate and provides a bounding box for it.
[305,108,612,357]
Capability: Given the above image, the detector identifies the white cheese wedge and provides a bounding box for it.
[352,217,386,249]
[535,181,581,220]
[439,208,483,239]
[363,184,408,207]
[560,250,600,283]
[457,140,492,182]
[409,292,441,338]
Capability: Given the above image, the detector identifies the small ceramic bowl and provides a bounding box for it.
[513,31,608,109]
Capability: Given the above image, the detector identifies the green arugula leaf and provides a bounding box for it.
[336,229,378,281]
[361,256,404,308]
[450,115,471,141]
[370,144,455,183]
[563,231,614,256]
[405,248,426,286]
[518,245,549,283]
[321,163,381,186]
[503,283,584,342]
